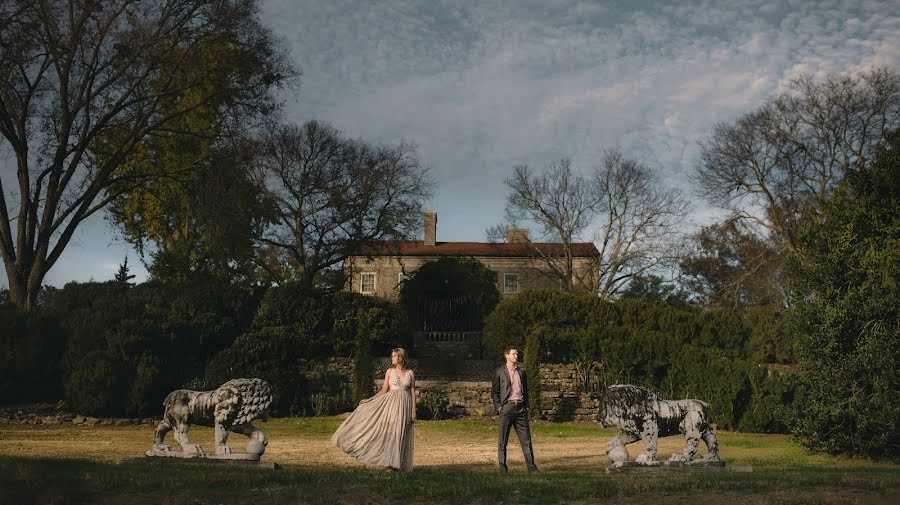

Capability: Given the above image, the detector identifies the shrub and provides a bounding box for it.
[0,304,66,404]
[400,257,499,332]
[482,288,795,430]
[738,369,797,433]
[482,289,611,362]
[419,391,450,420]
[309,391,351,417]
[204,326,310,415]
[786,130,900,459]
[48,278,258,417]
[523,330,542,419]
[64,350,128,416]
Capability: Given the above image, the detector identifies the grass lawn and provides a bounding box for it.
[1,417,898,504]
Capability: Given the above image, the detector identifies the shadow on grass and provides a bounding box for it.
[2,456,900,505]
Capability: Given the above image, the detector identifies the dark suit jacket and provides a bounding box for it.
[491,365,529,412]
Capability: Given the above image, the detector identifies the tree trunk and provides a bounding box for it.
[4,265,36,310]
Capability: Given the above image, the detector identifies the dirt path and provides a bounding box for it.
[0,420,696,471]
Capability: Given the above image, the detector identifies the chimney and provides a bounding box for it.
[507,228,529,243]
[424,212,437,246]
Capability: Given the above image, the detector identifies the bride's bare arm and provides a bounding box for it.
[360,369,391,404]
[410,372,417,421]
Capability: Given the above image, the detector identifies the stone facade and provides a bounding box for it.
[343,212,601,301]
[345,254,598,301]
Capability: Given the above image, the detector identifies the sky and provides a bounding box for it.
[2,0,899,288]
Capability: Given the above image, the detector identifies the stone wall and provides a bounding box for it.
[297,357,357,394]
[538,363,600,422]
[415,380,493,417]
[297,358,598,421]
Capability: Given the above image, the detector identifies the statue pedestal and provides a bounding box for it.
[118,455,279,470]
[606,460,751,473]
[144,449,261,461]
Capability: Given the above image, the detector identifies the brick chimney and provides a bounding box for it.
[507,228,529,243]
[424,212,437,246]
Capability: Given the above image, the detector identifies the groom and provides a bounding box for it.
[491,346,539,473]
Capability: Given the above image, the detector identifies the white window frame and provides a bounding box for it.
[360,272,377,294]
[504,273,519,294]
[397,272,411,286]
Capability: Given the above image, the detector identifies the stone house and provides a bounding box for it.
[344,213,600,359]
[344,212,601,301]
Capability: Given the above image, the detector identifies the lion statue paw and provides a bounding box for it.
[635,453,656,465]
[152,443,171,453]
[216,445,234,455]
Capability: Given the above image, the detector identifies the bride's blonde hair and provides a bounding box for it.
[391,347,408,368]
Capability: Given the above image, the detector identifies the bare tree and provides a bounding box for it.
[679,217,784,308]
[492,151,690,298]
[694,68,900,252]
[593,150,691,298]
[254,120,433,288]
[492,158,597,291]
[0,0,294,309]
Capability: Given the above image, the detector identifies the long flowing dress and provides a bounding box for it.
[331,368,414,471]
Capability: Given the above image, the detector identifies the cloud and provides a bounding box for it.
[6,0,898,287]
[259,0,899,244]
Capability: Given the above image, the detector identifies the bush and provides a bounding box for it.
[418,391,450,420]
[523,330,542,419]
[310,390,352,417]
[787,131,900,460]
[205,326,310,415]
[49,278,258,417]
[0,304,66,404]
[206,288,407,415]
[738,370,797,433]
[332,291,409,357]
[482,288,795,430]
[482,289,614,362]
[400,257,499,332]
[63,350,128,416]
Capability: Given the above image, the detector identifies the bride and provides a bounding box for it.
[331,347,416,471]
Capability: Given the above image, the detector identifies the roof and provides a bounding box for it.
[352,240,601,258]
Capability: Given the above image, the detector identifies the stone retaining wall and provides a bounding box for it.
[538,363,600,422]
[0,361,599,423]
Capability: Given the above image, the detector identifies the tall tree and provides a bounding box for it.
[254,120,433,288]
[490,158,598,292]
[493,150,690,298]
[0,0,293,309]
[593,150,691,298]
[694,68,900,253]
[679,218,784,308]
[788,130,900,459]
[108,136,271,283]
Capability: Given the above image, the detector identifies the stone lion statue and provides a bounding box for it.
[599,384,720,464]
[151,378,274,458]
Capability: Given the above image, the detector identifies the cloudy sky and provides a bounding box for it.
[3,0,899,288]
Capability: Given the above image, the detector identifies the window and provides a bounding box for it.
[504,273,519,294]
[360,272,376,294]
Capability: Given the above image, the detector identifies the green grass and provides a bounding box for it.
[1,418,898,504]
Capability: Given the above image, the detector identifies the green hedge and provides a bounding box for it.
[205,285,408,415]
[46,277,259,417]
[0,304,67,404]
[787,132,900,460]
[482,289,795,431]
